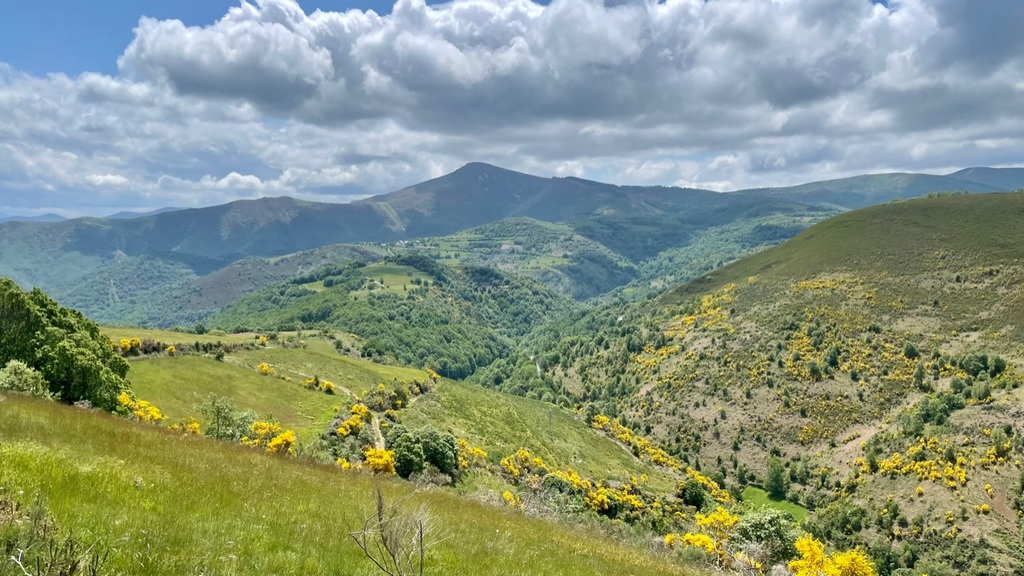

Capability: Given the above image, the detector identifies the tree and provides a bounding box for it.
[913,362,927,390]
[0,278,129,410]
[765,457,789,500]
[420,427,457,476]
[198,394,256,441]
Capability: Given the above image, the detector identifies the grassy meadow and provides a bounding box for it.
[126,335,428,441]
[403,379,679,492]
[740,486,809,523]
[122,330,681,494]
[0,394,694,576]
[102,326,262,344]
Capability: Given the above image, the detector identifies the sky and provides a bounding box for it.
[0,0,1022,217]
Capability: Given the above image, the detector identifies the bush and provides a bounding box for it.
[677,478,710,509]
[903,342,919,359]
[733,508,798,564]
[393,433,425,479]
[0,359,51,399]
[198,394,257,442]
[364,448,396,475]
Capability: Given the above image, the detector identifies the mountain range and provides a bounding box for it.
[1,163,1022,327]
[0,212,66,223]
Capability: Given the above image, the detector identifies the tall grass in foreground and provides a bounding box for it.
[0,395,693,576]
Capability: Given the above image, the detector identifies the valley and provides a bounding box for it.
[3,166,1024,576]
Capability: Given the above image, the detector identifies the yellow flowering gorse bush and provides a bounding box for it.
[117,392,166,423]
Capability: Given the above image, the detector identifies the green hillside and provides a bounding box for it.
[14,191,1024,574]
[405,218,639,300]
[0,394,692,576]
[401,377,678,492]
[741,170,1019,209]
[117,330,673,489]
[483,193,1024,574]
[209,255,576,379]
[54,244,388,327]
[666,191,1024,330]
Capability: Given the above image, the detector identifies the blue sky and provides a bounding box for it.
[0,1,406,76]
[0,0,1021,217]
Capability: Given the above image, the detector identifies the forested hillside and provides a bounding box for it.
[210,255,575,379]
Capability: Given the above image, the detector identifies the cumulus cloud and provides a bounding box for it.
[0,0,1022,216]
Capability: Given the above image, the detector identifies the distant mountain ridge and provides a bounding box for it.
[1,163,1022,326]
[738,167,1024,208]
[104,206,183,220]
[357,162,726,238]
[0,213,66,223]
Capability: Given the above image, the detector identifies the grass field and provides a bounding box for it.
[127,335,429,442]
[0,394,695,575]
[352,263,434,296]
[230,343,428,395]
[102,326,262,344]
[741,486,809,523]
[402,379,679,492]
[125,333,678,491]
[128,356,341,443]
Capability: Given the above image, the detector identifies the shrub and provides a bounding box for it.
[243,420,283,447]
[266,429,297,455]
[117,392,166,423]
[0,359,51,399]
[677,478,710,509]
[393,433,425,479]
[903,342,919,359]
[733,508,798,564]
[198,394,257,442]
[364,448,397,475]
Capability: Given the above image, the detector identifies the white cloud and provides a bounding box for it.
[0,0,1022,216]
[85,173,130,187]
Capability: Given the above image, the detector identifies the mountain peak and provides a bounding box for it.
[448,162,535,180]
[454,161,502,172]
